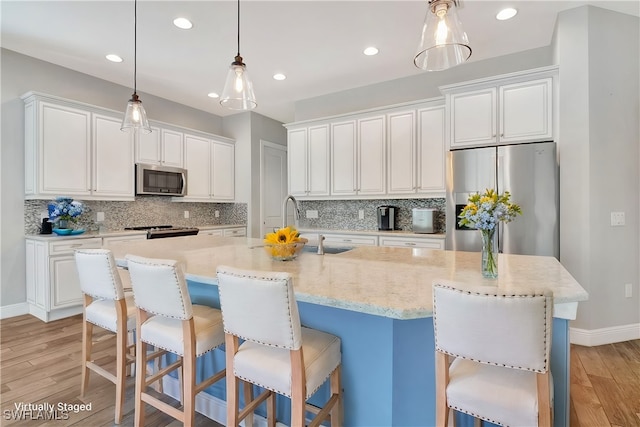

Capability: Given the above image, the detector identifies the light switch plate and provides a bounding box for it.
[358,210,364,220]
[611,212,625,226]
[96,212,105,222]
[214,210,220,218]
[306,210,319,219]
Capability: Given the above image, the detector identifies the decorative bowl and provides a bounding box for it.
[52,228,73,235]
[264,241,306,261]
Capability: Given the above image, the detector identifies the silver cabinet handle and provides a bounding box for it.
[405,242,416,246]
[342,239,352,242]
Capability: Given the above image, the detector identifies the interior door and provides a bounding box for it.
[261,141,288,237]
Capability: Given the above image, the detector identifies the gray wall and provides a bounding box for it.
[554,7,640,330]
[0,49,229,310]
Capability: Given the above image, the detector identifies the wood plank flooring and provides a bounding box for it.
[0,314,221,427]
[1,314,639,426]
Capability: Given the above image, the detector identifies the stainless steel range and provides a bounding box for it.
[124,225,200,239]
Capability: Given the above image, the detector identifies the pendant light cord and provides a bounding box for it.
[134,0,138,94]
[236,0,240,56]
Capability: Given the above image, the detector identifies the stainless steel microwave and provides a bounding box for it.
[135,163,187,196]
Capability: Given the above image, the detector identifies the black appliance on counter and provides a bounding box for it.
[124,225,199,239]
[377,206,397,231]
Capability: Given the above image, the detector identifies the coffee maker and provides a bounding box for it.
[377,206,397,231]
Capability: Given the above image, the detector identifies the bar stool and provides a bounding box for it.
[432,281,554,427]
[216,265,342,427]
[75,249,137,424]
[125,255,226,427]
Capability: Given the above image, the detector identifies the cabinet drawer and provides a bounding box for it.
[102,234,147,246]
[199,229,224,237]
[224,228,246,237]
[324,234,378,247]
[49,238,102,255]
[379,236,444,249]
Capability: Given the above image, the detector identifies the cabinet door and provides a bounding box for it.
[450,88,497,147]
[211,140,235,200]
[500,78,553,143]
[184,134,211,199]
[387,111,416,194]
[379,236,444,249]
[417,106,445,192]
[357,116,386,195]
[136,126,162,164]
[161,129,184,167]
[49,255,83,309]
[331,121,357,196]
[40,102,91,195]
[93,114,135,198]
[25,240,47,308]
[288,128,308,196]
[307,125,330,196]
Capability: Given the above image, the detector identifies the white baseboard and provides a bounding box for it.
[570,323,640,347]
[0,302,29,319]
[162,375,289,427]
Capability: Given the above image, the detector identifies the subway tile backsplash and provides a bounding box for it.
[24,197,247,235]
[298,198,445,233]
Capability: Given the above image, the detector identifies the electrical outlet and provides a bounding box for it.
[611,212,625,226]
[184,210,189,219]
[306,210,318,219]
[214,210,220,218]
[358,210,364,220]
[96,212,105,222]
[625,283,633,298]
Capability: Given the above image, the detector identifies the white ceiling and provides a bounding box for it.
[2,1,638,123]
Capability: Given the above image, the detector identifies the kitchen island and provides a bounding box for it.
[106,236,588,427]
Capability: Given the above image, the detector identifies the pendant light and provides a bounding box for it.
[414,0,471,71]
[121,0,151,133]
[220,0,257,110]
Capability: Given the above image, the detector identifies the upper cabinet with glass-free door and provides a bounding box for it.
[442,66,556,149]
[135,126,184,168]
[287,124,330,198]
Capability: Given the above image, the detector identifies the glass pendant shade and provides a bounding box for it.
[414,0,471,71]
[121,93,151,133]
[220,55,257,110]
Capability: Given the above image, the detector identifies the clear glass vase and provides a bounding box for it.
[481,229,498,279]
[57,219,70,229]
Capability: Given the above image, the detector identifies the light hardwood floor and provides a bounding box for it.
[1,314,639,426]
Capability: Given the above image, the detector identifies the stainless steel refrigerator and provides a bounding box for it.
[445,142,559,258]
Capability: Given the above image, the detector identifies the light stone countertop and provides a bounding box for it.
[106,235,588,321]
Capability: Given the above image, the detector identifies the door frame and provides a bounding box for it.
[259,140,288,238]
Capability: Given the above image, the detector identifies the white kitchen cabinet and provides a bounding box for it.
[443,68,556,148]
[102,234,147,246]
[417,106,446,193]
[300,232,378,247]
[24,96,92,197]
[331,117,385,196]
[378,235,444,249]
[287,125,330,198]
[26,237,102,322]
[92,114,135,198]
[223,227,246,237]
[387,110,416,194]
[159,129,185,167]
[23,93,134,201]
[183,134,235,202]
[197,226,246,237]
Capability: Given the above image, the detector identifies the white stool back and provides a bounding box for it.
[217,266,302,349]
[125,255,193,320]
[76,248,126,301]
[433,282,553,372]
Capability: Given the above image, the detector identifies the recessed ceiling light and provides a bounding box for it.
[273,73,286,81]
[363,47,379,56]
[173,17,193,29]
[496,8,517,20]
[208,92,220,98]
[105,54,123,63]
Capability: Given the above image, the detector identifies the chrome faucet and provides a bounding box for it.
[282,194,301,229]
[317,234,325,255]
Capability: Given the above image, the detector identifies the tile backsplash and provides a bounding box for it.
[298,198,445,233]
[24,197,247,235]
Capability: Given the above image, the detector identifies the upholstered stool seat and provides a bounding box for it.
[432,281,554,427]
[126,255,226,427]
[75,249,137,425]
[217,265,343,427]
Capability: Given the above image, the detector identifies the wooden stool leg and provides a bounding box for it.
[243,381,254,427]
[135,311,149,427]
[182,319,196,427]
[115,324,126,423]
[267,389,276,427]
[330,366,342,427]
[80,318,93,397]
[225,334,240,427]
[290,349,306,427]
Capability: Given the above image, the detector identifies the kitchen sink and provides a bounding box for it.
[302,245,354,255]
